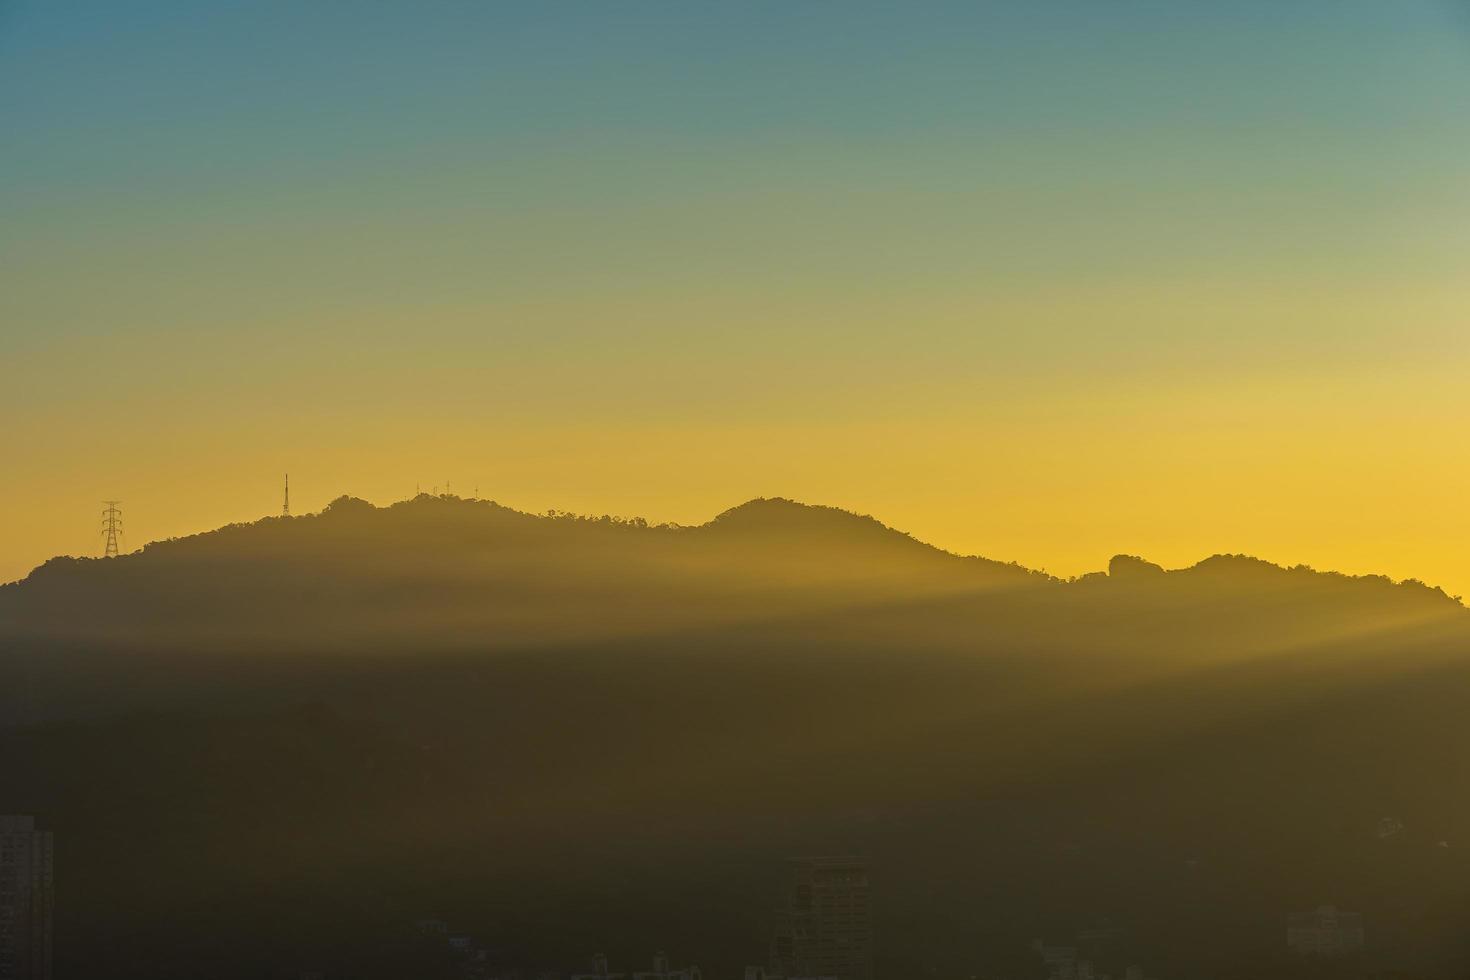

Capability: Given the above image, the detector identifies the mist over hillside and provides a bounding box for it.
[1,493,1456,654]
[2,495,1468,979]
[0,494,1049,652]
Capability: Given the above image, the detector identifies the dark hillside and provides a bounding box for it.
[0,496,1467,978]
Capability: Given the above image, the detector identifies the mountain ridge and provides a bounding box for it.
[4,494,1470,977]
[2,492,1458,605]
[0,491,1460,674]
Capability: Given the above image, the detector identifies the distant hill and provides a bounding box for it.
[0,494,1050,651]
[0,493,1455,655]
[2,494,1469,979]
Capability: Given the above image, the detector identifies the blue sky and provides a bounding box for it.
[3,1,1470,592]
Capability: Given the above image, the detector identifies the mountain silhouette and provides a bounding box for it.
[0,494,1053,651]
[2,495,1469,979]
[0,493,1454,655]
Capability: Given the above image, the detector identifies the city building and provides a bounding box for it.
[1033,941,1079,980]
[0,816,53,980]
[412,917,490,977]
[745,968,836,980]
[571,953,625,980]
[571,951,699,980]
[769,857,871,980]
[630,950,700,980]
[1032,936,1152,980]
[1287,905,1365,956]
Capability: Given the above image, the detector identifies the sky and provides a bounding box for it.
[3,1,1470,593]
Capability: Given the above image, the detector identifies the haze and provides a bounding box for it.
[3,1,1469,593]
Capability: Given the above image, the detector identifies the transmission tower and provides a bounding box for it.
[283,473,291,517]
[101,501,124,558]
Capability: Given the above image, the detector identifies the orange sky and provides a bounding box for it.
[3,3,1469,596]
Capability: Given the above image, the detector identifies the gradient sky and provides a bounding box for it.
[3,2,1469,593]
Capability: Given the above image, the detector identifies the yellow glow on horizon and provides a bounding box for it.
[5,338,1469,600]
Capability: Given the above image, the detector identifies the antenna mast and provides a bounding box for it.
[101,501,124,558]
[283,474,291,517]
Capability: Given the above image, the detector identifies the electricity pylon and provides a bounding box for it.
[101,501,123,558]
